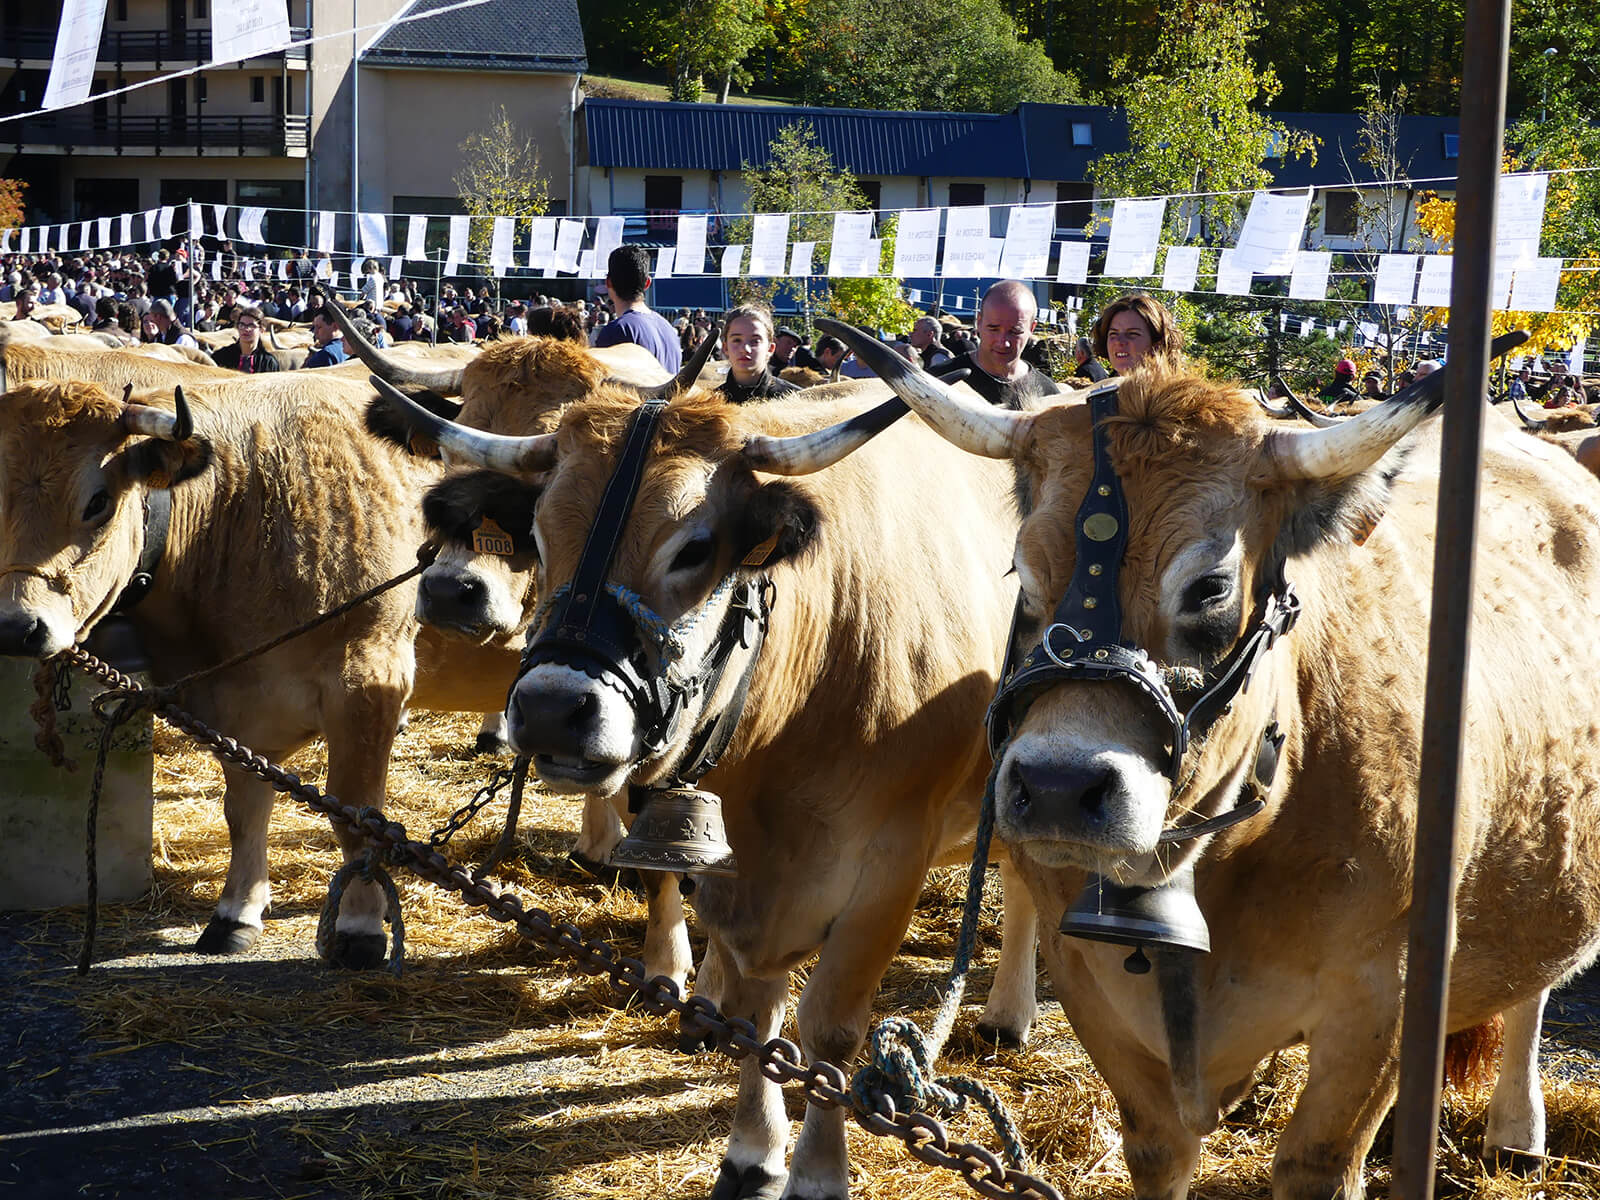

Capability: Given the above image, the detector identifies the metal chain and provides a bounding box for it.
[428,760,521,848]
[58,645,1062,1200]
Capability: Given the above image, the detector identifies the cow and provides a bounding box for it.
[373,376,1044,1200]
[0,373,522,967]
[822,318,1600,1200]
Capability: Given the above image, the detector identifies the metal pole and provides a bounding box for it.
[349,0,359,217]
[432,247,442,346]
[1390,0,1510,1196]
[186,205,196,327]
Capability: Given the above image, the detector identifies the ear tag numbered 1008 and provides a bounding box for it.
[473,517,515,557]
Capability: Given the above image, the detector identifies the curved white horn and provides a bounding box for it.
[327,299,465,395]
[120,384,193,440]
[368,375,556,474]
[814,317,1030,458]
[743,398,910,475]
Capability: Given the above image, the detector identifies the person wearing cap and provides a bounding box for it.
[1319,358,1361,409]
[147,298,199,349]
[1361,372,1386,400]
[771,326,805,371]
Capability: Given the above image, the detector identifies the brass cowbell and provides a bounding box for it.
[609,785,739,877]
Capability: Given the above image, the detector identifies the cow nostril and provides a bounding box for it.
[1010,761,1031,813]
[566,692,596,734]
[1078,779,1107,817]
[457,576,483,600]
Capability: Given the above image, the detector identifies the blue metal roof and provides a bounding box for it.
[584,97,1463,190]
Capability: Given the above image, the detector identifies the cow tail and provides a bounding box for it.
[1442,1015,1504,1091]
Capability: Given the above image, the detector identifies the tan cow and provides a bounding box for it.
[828,322,1600,1200]
[376,381,1043,1198]
[0,374,519,966]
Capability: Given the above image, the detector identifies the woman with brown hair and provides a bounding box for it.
[1090,291,1184,374]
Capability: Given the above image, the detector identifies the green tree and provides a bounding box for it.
[786,0,1078,113]
[659,0,778,102]
[452,106,550,274]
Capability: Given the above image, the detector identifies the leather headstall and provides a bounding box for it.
[985,378,1299,841]
[518,399,773,793]
[112,486,171,614]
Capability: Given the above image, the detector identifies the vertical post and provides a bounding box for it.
[186,204,196,327]
[349,0,359,217]
[1389,0,1511,1196]
[432,247,442,346]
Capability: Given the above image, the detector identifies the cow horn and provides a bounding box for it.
[1267,331,1530,480]
[1277,378,1344,428]
[815,317,1031,458]
[743,397,910,475]
[368,375,556,474]
[326,299,465,396]
[1509,389,1549,430]
[638,323,720,399]
[120,384,193,441]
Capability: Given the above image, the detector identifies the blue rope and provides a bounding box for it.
[531,578,738,663]
[849,759,1033,1170]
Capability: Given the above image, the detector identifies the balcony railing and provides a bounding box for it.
[3,26,309,65]
[6,112,310,154]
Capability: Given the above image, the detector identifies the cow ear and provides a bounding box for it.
[1268,456,1401,562]
[736,480,819,570]
[120,435,215,490]
[423,469,544,556]
[365,386,459,458]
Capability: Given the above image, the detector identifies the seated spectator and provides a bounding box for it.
[303,308,348,368]
[1072,335,1109,382]
[212,306,281,374]
[147,298,199,349]
[389,304,415,342]
[717,303,802,404]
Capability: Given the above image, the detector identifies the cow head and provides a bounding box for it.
[0,380,212,657]
[372,375,905,796]
[820,318,1451,885]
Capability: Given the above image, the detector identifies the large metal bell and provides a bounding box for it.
[1059,862,1210,959]
[609,785,739,877]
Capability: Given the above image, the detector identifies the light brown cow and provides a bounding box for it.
[379,382,1042,1198]
[830,323,1600,1200]
[0,374,519,966]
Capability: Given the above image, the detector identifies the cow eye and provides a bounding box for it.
[82,490,111,523]
[1180,573,1232,613]
[670,534,715,574]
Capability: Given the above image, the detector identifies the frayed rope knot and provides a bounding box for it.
[317,820,407,977]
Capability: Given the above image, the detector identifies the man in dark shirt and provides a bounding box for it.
[303,308,348,368]
[717,304,802,404]
[211,306,282,373]
[1319,359,1362,410]
[932,280,1061,409]
[592,245,682,373]
[771,326,804,371]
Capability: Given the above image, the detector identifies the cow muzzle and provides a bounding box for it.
[998,740,1170,876]
[509,660,640,794]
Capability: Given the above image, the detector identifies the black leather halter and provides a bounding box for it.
[986,379,1299,840]
[518,399,771,787]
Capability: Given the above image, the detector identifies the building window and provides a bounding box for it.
[948,182,985,208]
[1323,190,1359,237]
[1442,133,1459,159]
[856,180,882,217]
[195,0,208,16]
[644,175,683,234]
[1055,181,1094,233]
[1071,122,1093,146]
[114,0,128,19]
[251,76,264,103]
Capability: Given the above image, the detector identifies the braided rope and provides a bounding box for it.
[532,576,738,663]
[850,758,1033,1170]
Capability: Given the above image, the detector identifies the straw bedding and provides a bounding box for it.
[7,709,1600,1199]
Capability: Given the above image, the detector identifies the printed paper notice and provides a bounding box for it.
[317,210,336,253]
[827,211,875,277]
[525,217,555,270]
[1288,251,1331,300]
[997,203,1054,278]
[1415,255,1453,307]
[721,244,745,277]
[787,241,814,276]
[941,206,991,278]
[676,215,707,274]
[892,208,941,278]
[405,214,427,261]
[212,0,291,63]
[1509,257,1562,312]
[358,212,389,259]
[1495,174,1548,267]
[43,0,108,111]
[1232,190,1312,275]
[489,216,514,275]
[1103,198,1165,278]
[1569,337,1586,375]
[553,219,585,273]
[655,247,674,279]
[1162,246,1201,294]
[591,216,625,273]
[749,213,790,277]
[1215,249,1252,295]
[1055,242,1090,285]
[1372,254,1419,305]
[447,215,470,268]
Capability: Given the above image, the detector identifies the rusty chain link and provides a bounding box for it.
[58,644,1062,1200]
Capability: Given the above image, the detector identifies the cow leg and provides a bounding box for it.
[641,868,692,993]
[1273,999,1402,1200]
[680,935,731,1053]
[1484,989,1549,1161]
[474,712,510,755]
[570,791,626,881]
[975,859,1039,1048]
[712,967,791,1200]
[321,676,408,970]
[195,763,275,953]
[785,880,925,1200]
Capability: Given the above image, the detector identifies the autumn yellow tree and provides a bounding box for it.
[453,106,550,268]
[0,179,25,229]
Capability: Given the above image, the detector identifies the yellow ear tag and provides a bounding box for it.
[472,517,515,557]
[741,530,781,568]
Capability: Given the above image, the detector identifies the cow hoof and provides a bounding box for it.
[709,1161,786,1200]
[195,916,261,954]
[567,850,624,887]
[1483,1147,1544,1177]
[974,1021,1029,1050]
[474,730,510,756]
[327,931,388,970]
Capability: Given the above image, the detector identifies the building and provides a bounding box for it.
[1,0,587,244]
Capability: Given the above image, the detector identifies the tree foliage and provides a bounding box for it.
[453,107,551,264]
[662,0,778,102]
[0,179,25,230]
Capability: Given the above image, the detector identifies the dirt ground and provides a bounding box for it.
[5,710,1600,1200]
